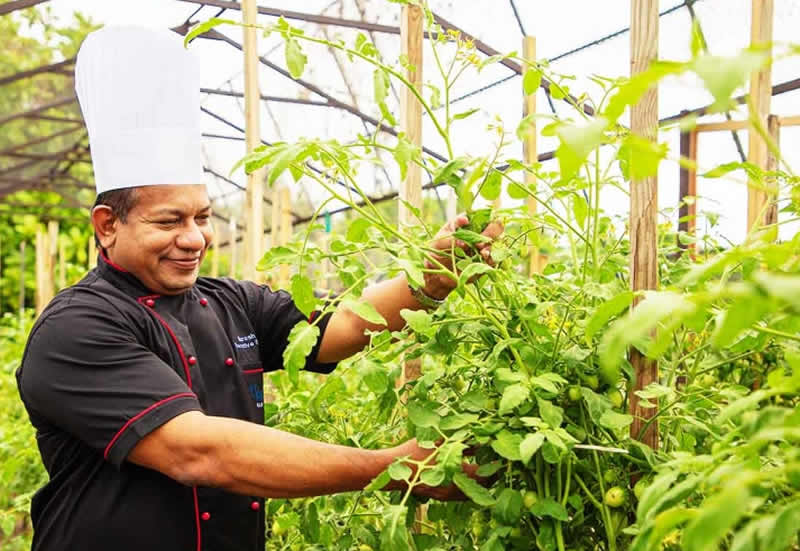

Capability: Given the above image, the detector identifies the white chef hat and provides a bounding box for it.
[75,26,203,194]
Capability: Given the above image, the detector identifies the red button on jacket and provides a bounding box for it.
[201,512,210,521]
[188,356,197,366]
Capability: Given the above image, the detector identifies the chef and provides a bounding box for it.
[15,25,500,551]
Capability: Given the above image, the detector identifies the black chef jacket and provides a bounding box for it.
[16,252,336,551]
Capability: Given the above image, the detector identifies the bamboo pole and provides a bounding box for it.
[398,3,423,228]
[523,36,541,275]
[87,234,97,270]
[747,0,773,232]
[35,228,45,316]
[678,129,697,252]
[778,114,800,127]
[628,0,659,451]
[242,0,265,281]
[57,235,66,289]
[278,187,291,288]
[229,216,238,278]
[765,114,780,226]
[694,120,749,133]
[19,240,25,319]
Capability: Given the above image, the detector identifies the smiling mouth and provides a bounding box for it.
[166,258,200,270]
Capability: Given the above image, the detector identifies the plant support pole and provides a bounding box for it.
[678,129,697,253]
[747,0,773,233]
[398,3,423,228]
[243,0,265,280]
[523,36,541,275]
[629,0,659,451]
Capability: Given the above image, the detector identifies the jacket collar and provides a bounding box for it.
[96,249,191,304]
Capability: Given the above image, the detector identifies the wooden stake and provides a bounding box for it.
[58,235,66,289]
[629,0,659,451]
[678,129,697,252]
[765,113,780,226]
[19,240,25,318]
[88,233,97,270]
[523,36,541,275]
[747,0,773,232]
[35,228,45,316]
[279,187,292,288]
[229,216,238,279]
[399,3,423,228]
[242,0,265,281]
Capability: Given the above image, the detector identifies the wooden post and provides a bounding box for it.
[399,3,423,228]
[678,129,697,252]
[19,240,25,318]
[628,0,659,451]
[747,0,773,232]
[58,235,66,289]
[764,114,780,226]
[229,217,238,279]
[88,233,97,270]
[279,186,292,288]
[242,0,265,281]
[523,36,541,275]
[35,228,45,316]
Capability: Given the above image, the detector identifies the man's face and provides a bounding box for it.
[101,185,214,295]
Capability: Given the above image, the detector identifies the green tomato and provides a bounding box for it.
[603,468,617,485]
[606,389,624,409]
[582,374,600,390]
[471,521,485,539]
[453,378,467,392]
[358,545,373,551]
[523,490,539,510]
[697,374,715,387]
[604,486,627,508]
[567,386,582,402]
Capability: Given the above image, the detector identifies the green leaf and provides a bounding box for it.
[453,473,496,506]
[407,401,440,428]
[392,134,420,181]
[631,508,696,551]
[184,18,237,46]
[480,169,502,201]
[636,471,679,521]
[400,308,433,334]
[453,107,480,121]
[365,469,391,491]
[346,218,371,243]
[617,134,668,180]
[537,398,563,428]
[420,467,445,487]
[440,413,479,431]
[585,290,633,345]
[380,505,411,551]
[397,258,424,289]
[520,432,545,465]
[436,441,466,473]
[290,274,317,317]
[282,321,320,384]
[711,295,768,349]
[341,299,387,326]
[682,482,752,551]
[373,68,390,104]
[691,50,767,112]
[499,383,529,415]
[285,38,307,79]
[598,410,634,431]
[494,488,523,524]
[555,118,608,181]
[758,500,800,551]
[303,501,320,542]
[491,430,523,461]
[458,262,493,287]
[530,497,568,521]
[581,387,612,425]
[754,271,800,311]
[572,193,588,228]
[523,68,542,95]
[362,361,390,394]
[388,461,412,481]
[689,18,706,57]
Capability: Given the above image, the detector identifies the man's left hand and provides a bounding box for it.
[421,214,504,300]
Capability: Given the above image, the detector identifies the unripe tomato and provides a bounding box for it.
[582,374,599,390]
[633,477,649,500]
[603,469,617,485]
[567,386,582,402]
[453,378,467,392]
[523,490,538,510]
[358,545,373,551]
[606,389,624,409]
[698,374,715,387]
[604,486,627,508]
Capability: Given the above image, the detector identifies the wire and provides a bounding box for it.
[508,0,526,36]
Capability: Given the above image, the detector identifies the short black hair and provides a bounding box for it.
[92,188,139,247]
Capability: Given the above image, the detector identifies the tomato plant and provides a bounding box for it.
[183,3,800,550]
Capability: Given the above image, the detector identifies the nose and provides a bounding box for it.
[176,221,206,251]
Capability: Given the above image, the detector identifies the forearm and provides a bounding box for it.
[137,412,396,498]
[317,274,427,362]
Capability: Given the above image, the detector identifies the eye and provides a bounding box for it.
[196,214,211,225]
[157,218,180,226]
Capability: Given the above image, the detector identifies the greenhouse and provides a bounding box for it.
[1,0,799,550]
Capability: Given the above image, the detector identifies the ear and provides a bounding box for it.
[91,205,118,250]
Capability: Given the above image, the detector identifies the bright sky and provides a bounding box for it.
[43,0,800,244]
